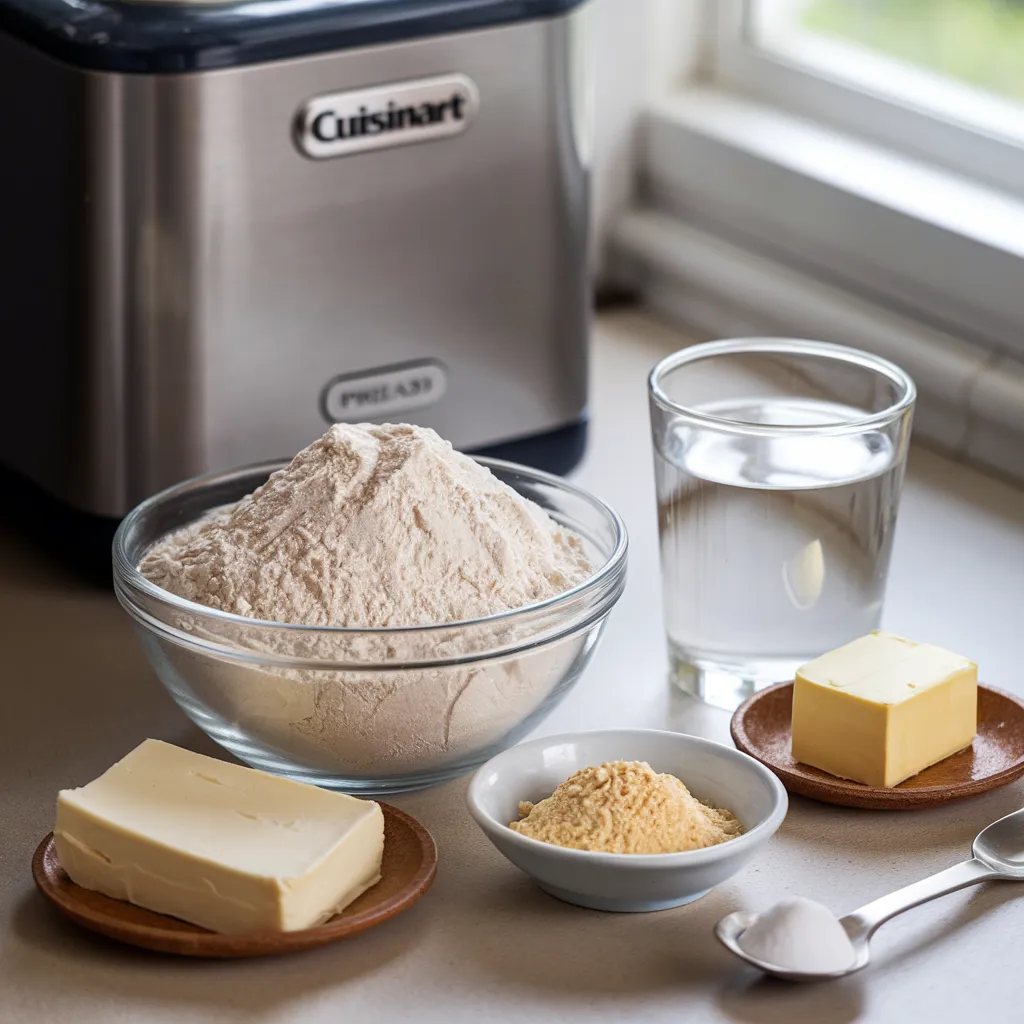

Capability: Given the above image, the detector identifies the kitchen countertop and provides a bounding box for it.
[3,309,1023,1024]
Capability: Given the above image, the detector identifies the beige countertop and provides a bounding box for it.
[3,310,1023,1024]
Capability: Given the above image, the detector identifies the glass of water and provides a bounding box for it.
[649,338,916,710]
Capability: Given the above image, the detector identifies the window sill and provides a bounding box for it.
[608,88,1024,484]
[634,87,1024,361]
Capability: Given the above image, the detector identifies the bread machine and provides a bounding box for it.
[0,0,592,561]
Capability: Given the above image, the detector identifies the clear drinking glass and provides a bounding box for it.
[649,338,916,710]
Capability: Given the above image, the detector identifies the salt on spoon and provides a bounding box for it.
[721,809,1024,981]
[736,897,856,974]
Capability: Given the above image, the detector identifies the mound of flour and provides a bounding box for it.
[140,423,595,776]
[141,422,591,627]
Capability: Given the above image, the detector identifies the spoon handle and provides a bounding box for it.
[841,857,996,942]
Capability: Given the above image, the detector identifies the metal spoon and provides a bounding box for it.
[716,806,1024,982]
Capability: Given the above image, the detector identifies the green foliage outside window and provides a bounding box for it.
[802,0,1024,101]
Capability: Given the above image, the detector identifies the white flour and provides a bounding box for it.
[142,423,590,627]
[141,424,594,776]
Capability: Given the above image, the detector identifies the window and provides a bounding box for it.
[775,0,1024,103]
[608,0,1024,484]
[713,0,1024,195]
[615,0,1024,356]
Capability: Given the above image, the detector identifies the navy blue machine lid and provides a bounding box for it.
[0,0,588,74]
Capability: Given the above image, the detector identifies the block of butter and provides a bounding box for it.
[54,739,384,934]
[791,631,977,788]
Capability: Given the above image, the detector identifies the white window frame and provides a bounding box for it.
[610,0,1024,360]
[607,0,1024,482]
[712,0,1024,198]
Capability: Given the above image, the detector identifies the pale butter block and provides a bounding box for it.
[791,632,977,788]
[54,739,384,934]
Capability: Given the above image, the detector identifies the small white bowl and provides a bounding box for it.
[467,729,788,912]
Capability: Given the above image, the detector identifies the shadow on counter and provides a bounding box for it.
[10,882,431,1017]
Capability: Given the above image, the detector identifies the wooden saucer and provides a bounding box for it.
[32,802,436,958]
[731,682,1024,810]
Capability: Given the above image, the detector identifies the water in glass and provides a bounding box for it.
[656,395,905,709]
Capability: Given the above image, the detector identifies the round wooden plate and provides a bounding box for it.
[32,802,436,958]
[731,682,1024,810]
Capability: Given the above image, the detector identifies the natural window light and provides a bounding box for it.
[609,0,1024,484]
[756,0,1024,104]
[711,0,1024,196]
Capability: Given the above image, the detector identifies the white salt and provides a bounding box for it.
[737,896,856,973]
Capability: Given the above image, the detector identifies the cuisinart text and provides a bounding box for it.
[296,74,479,159]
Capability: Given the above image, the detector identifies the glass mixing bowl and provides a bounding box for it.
[113,458,628,794]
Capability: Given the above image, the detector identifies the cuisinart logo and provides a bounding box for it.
[320,360,448,423]
[295,74,479,160]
